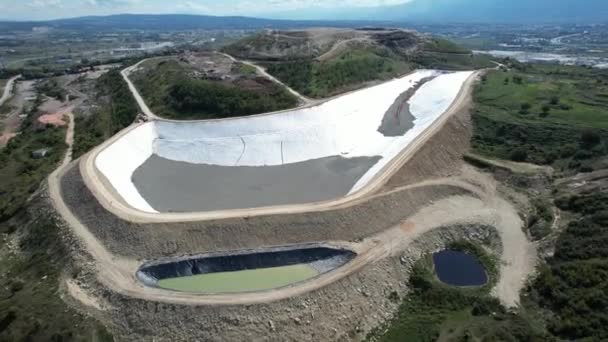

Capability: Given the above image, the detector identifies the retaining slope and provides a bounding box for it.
[59,107,476,260]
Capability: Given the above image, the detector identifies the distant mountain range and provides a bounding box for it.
[1,0,606,32]
[0,14,394,32]
[269,0,608,23]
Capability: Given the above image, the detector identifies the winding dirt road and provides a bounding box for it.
[121,59,160,120]
[220,53,317,106]
[0,75,21,107]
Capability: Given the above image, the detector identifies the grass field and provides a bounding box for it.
[472,64,608,170]
[475,67,608,128]
[158,264,319,293]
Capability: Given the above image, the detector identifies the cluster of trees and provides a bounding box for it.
[473,113,606,171]
[0,98,66,222]
[37,79,68,101]
[131,58,297,120]
[369,240,547,341]
[164,77,297,119]
[265,48,410,98]
[473,68,608,173]
[531,191,608,340]
[73,69,138,159]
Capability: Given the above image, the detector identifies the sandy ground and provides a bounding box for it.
[38,97,70,126]
[51,161,534,307]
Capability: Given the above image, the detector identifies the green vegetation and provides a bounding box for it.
[37,79,68,101]
[234,62,256,75]
[0,97,66,222]
[0,93,112,340]
[527,197,554,241]
[158,264,318,293]
[368,240,547,341]
[73,68,138,159]
[132,59,297,120]
[472,65,608,172]
[0,79,7,96]
[530,191,608,340]
[413,38,494,71]
[265,46,412,98]
[467,63,608,340]
[261,37,492,98]
[0,215,113,341]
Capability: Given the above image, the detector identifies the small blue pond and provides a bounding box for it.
[433,250,488,287]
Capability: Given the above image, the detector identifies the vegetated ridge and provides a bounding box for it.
[224,28,492,98]
[129,53,298,120]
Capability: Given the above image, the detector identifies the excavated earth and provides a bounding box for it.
[47,97,536,341]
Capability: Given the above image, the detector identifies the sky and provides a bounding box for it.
[0,0,413,21]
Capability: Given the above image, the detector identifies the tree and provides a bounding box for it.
[550,96,560,105]
[510,147,528,162]
[581,129,601,149]
[541,105,551,117]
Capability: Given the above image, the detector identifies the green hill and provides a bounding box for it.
[224,28,492,98]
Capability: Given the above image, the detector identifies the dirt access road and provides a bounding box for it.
[50,162,534,307]
[0,75,21,107]
[220,53,317,106]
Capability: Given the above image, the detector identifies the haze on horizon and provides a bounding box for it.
[0,0,413,21]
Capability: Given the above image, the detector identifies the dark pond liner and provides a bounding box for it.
[433,250,488,287]
[137,244,356,288]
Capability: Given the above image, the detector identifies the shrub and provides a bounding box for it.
[510,147,528,162]
[581,129,601,149]
[540,105,551,117]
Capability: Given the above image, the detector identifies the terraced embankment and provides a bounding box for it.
[46,61,536,340]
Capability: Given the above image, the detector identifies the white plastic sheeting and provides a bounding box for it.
[95,122,159,213]
[95,70,472,213]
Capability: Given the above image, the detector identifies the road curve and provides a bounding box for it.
[79,71,482,223]
[0,75,21,107]
[120,59,161,120]
[219,52,317,106]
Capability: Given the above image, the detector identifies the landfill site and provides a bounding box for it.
[45,61,537,341]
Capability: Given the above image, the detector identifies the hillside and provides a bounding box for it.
[129,53,298,120]
[224,28,492,98]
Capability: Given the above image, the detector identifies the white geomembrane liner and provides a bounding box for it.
[95,70,473,213]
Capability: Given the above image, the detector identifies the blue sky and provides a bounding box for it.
[0,0,412,20]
